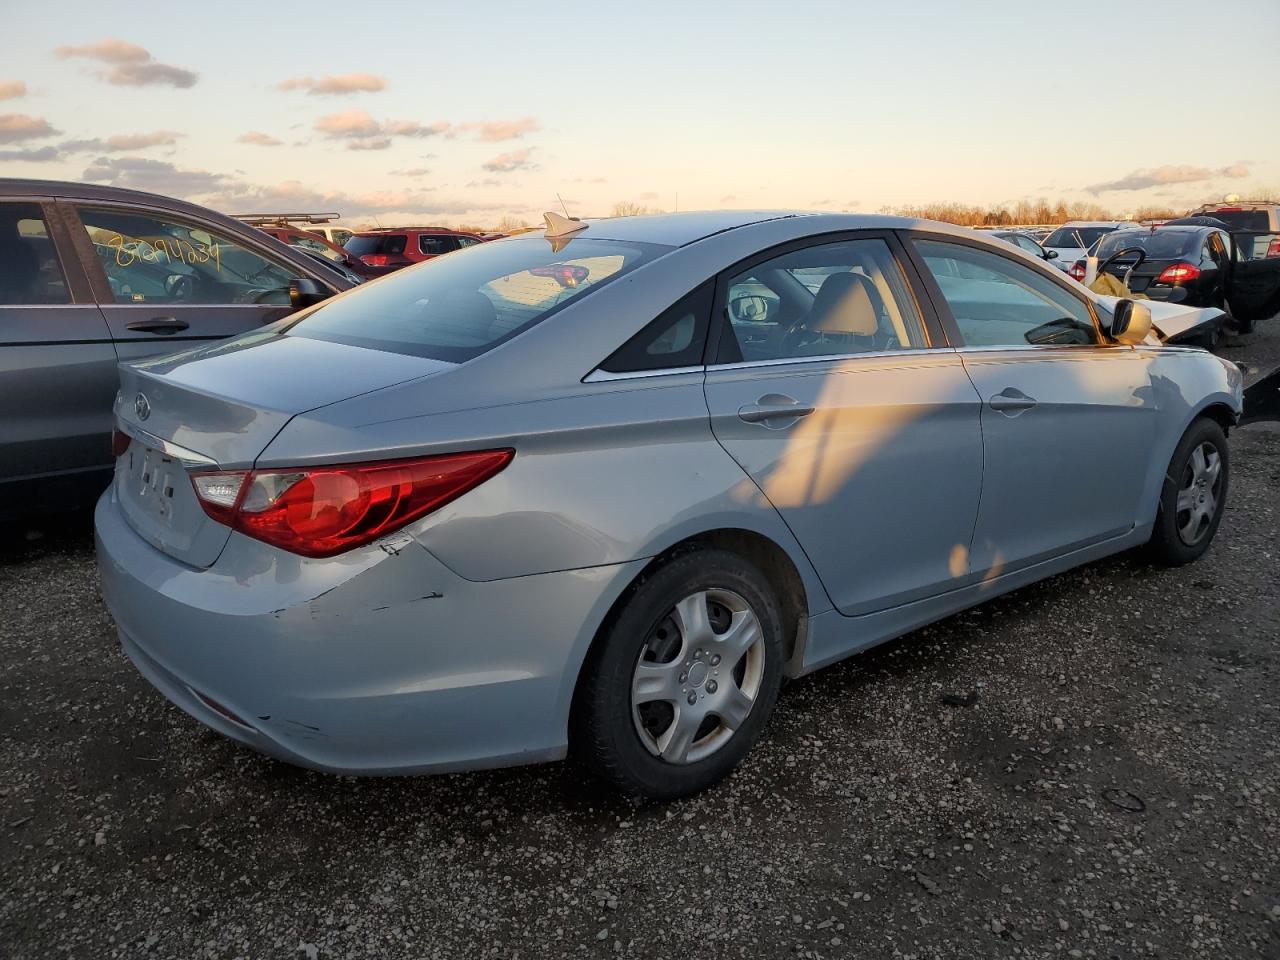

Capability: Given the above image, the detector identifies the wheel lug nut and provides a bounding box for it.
[679,672,688,683]
[710,654,721,666]
[687,692,698,705]
[706,680,718,694]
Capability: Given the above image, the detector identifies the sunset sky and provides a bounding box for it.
[2,0,1278,227]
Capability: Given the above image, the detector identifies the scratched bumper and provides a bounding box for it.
[95,487,643,775]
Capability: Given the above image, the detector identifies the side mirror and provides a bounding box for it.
[1044,249,1059,260]
[289,277,329,311]
[1110,299,1152,345]
[730,295,770,322]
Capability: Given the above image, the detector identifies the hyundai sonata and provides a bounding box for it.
[96,211,1242,799]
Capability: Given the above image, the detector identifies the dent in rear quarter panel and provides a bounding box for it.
[257,372,833,614]
[1137,348,1243,527]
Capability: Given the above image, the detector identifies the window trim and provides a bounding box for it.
[707,229,947,367]
[899,229,1108,349]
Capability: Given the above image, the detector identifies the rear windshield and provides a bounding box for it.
[1095,230,1197,260]
[288,235,669,361]
[1044,226,1116,249]
[345,234,406,255]
[1206,209,1269,231]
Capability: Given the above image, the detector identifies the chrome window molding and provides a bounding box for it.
[584,365,705,383]
[709,346,957,373]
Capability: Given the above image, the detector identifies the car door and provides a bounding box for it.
[0,198,119,506]
[65,203,305,364]
[906,234,1160,578]
[1225,230,1280,326]
[703,234,984,616]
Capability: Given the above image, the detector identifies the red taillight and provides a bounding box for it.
[190,450,513,558]
[1068,261,1087,282]
[111,428,132,458]
[530,263,590,288]
[1266,238,1280,258]
[1156,262,1200,283]
[360,254,389,266]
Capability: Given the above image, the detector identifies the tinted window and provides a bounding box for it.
[0,203,70,305]
[289,236,668,362]
[78,208,297,306]
[288,233,345,261]
[715,238,929,364]
[456,236,480,248]
[1044,227,1116,249]
[915,239,1098,347]
[601,282,713,373]
[346,234,406,256]
[1095,230,1196,260]
[419,234,458,256]
[1014,235,1043,255]
[1207,210,1269,231]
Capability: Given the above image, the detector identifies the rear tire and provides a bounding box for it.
[572,549,785,800]
[1146,417,1229,566]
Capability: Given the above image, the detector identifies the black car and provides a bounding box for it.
[0,179,355,520]
[1070,224,1280,333]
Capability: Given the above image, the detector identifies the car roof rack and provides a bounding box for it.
[234,212,341,227]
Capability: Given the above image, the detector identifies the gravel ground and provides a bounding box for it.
[2,327,1279,960]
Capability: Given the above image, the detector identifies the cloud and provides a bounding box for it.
[0,80,26,101]
[237,131,283,147]
[482,148,535,173]
[279,73,387,95]
[204,179,507,220]
[0,113,59,143]
[60,130,184,153]
[0,145,60,162]
[54,38,197,88]
[639,191,659,200]
[719,194,737,203]
[392,167,432,176]
[1086,163,1250,194]
[347,137,392,151]
[466,178,503,188]
[455,117,539,141]
[82,155,229,194]
[315,110,451,148]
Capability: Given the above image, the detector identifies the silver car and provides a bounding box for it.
[95,212,1243,799]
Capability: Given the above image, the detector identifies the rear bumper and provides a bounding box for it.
[95,488,644,775]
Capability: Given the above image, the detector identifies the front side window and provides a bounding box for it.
[915,239,1099,347]
[716,237,929,364]
[0,202,70,305]
[289,235,668,362]
[78,208,297,305]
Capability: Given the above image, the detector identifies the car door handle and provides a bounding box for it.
[988,388,1037,414]
[738,395,816,424]
[126,317,189,335]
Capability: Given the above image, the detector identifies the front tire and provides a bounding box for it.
[572,549,785,800]
[1147,417,1229,566]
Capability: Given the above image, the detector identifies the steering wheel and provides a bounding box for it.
[1097,246,1147,281]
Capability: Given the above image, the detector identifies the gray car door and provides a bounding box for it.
[64,203,303,363]
[703,234,985,617]
[0,198,120,508]
[907,235,1160,577]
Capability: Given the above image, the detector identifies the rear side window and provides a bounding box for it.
[600,282,713,373]
[0,202,70,305]
[346,234,406,256]
[419,235,458,255]
[289,236,669,362]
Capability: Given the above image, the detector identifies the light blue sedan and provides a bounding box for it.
[95,211,1242,799]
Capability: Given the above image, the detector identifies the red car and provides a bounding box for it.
[345,227,484,276]
[256,226,377,280]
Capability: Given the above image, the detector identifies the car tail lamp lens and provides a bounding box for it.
[530,263,590,288]
[1068,261,1087,282]
[1266,238,1280,258]
[1157,262,1200,283]
[189,451,513,558]
[360,254,389,266]
[111,428,132,458]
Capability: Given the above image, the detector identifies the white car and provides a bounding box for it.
[1042,221,1133,272]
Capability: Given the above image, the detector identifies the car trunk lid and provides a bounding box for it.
[112,331,452,567]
